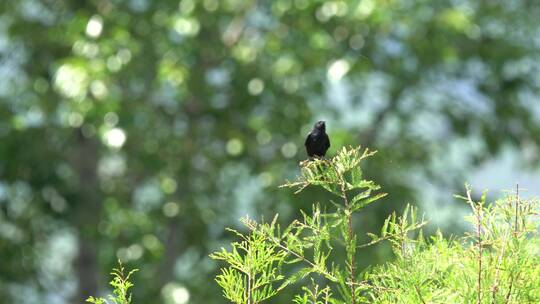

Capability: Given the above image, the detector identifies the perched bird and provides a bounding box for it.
[305,121,330,158]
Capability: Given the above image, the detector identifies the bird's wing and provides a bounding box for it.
[325,133,330,149]
[304,133,311,147]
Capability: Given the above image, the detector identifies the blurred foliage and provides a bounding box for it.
[0,0,539,303]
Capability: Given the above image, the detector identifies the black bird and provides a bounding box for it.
[305,121,330,158]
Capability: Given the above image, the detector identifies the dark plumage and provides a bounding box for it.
[305,121,330,158]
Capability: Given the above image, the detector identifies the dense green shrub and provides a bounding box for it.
[367,186,540,303]
[90,147,540,303]
[211,146,540,303]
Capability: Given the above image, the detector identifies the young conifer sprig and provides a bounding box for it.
[210,224,287,304]
[86,260,138,304]
[280,146,389,304]
[211,146,420,304]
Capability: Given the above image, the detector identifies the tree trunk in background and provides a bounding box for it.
[76,240,99,301]
[159,221,182,287]
[71,130,101,302]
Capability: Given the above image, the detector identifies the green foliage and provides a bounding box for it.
[211,146,424,303]
[87,261,138,304]
[3,0,540,302]
[366,185,540,303]
[292,279,333,304]
[210,226,287,304]
[212,147,540,303]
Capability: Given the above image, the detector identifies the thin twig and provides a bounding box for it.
[466,188,482,304]
[490,233,508,303]
[339,170,357,304]
[414,285,427,304]
[242,210,338,282]
[504,273,515,303]
[477,204,483,304]
[277,241,337,280]
[514,183,519,234]
[247,271,252,304]
[270,233,337,281]
[246,244,253,304]
[311,283,318,304]
[504,258,523,303]
[324,287,330,304]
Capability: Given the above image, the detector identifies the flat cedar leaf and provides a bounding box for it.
[282,220,297,237]
[286,257,304,264]
[351,193,387,212]
[351,167,363,184]
[366,232,378,240]
[381,217,390,237]
[277,267,312,291]
[350,189,371,205]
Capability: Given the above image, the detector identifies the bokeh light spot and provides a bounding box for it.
[356,0,375,18]
[117,244,144,261]
[203,0,218,11]
[161,177,178,194]
[256,129,272,145]
[86,15,103,38]
[226,138,244,156]
[174,17,200,36]
[327,59,350,82]
[163,202,180,217]
[90,80,108,99]
[53,64,89,98]
[68,112,84,128]
[117,48,132,64]
[162,283,190,304]
[103,128,127,149]
[142,234,162,252]
[106,56,122,72]
[98,154,126,178]
[179,0,195,14]
[258,172,274,187]
[281,142,298,158]
[81,124,96,138]
[349,34,365,50]
[247,78,264,95]
[104,112,119,127]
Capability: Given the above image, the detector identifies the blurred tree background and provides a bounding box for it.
[1,0,540,303]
